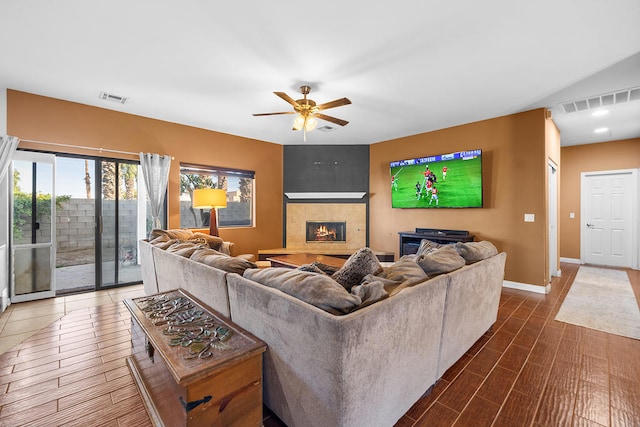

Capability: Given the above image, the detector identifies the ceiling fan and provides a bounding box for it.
[253,85,351,141]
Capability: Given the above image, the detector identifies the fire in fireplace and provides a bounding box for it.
[306,221,346,242]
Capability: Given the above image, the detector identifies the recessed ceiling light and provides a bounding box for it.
[594,127,609,134]
[592,109,609,117]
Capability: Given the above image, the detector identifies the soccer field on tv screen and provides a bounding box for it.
[390,152,482,209]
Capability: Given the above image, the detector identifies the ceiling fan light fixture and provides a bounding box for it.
[293,114,305,130]
[305,116,318,131]
[253,85,351,141]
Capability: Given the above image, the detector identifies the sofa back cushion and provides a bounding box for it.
[416,245,466,277]
[244,267,363,315]
[190,248,257,274]
[455,241,498,264]
[166,241,208,257]
[377,258,429,296]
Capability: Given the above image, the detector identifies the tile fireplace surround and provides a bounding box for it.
[286,203,366,251]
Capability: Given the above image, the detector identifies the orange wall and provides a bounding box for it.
[560,138,640,259]
[7,90,283,257]
[370,109,549,288]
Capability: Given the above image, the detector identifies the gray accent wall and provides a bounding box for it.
[284,145,369,193]
[283,145,370,248]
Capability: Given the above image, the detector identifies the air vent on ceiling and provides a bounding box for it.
[559,87,640,114]
[99,92,129,104]
[317,125,336,132]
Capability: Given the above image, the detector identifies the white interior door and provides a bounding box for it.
[581,169,637,268]
[10,151,57,302]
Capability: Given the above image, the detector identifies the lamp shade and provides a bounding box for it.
[192,188,227,209]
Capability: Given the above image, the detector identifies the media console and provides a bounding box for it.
[398,228,475,257]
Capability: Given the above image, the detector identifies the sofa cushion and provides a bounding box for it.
[416,245,466,277]
[148,234,174,248]
[331,248,383,291]
[243,267,362,315]
[166,241,208,257]
[455,241,498,264]
[190,248,257,274]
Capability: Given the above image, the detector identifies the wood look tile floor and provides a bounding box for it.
[0,264,638,426]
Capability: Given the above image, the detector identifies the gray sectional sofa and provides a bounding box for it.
[139,237,506,427]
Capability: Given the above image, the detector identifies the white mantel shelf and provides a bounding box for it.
[284,192,366,200]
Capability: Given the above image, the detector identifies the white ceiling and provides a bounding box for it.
[1,1,639,146]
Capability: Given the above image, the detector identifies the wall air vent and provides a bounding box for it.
[99,92,129,104]
[559,86,639,114]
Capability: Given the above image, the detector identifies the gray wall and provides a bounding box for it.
[284,145,369,192]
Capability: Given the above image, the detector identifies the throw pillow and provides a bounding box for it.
[192,232,224,251]
[455,241,498,264]
[415,239,442,256]
[298,261,339,276]
[297,263,329,275]
[331,248,383,291]
[416,245,466,277]
[190,248,257,274]
[150,228,195,241]
[244,268,362,315]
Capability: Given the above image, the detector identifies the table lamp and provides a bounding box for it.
[192,188,227,236]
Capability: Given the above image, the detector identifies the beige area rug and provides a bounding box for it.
[555,266,640,340]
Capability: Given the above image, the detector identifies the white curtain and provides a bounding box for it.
[0,135,19,182]
[139,152,171,232]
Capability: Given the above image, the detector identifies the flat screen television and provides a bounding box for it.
[390,149,483,208]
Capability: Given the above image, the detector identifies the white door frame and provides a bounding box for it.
[580,168,639,269]
[548,160,559,279]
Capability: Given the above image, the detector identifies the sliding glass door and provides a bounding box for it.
[98,160,144,288]
[54,155,147,293]
[55,157,96,293]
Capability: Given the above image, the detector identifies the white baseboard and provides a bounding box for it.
[503,280,550,294]
[560,257,581,264]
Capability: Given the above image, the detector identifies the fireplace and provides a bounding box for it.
[306,221,346,242]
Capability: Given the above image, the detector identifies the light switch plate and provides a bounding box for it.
[524,213,535,222]
[570,212,575,218]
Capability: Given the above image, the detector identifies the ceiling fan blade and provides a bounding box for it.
[315,113,349,126]
[252,112,296,116]
[316,97,352,111]
[274,92,300,108]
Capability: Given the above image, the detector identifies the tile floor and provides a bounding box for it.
[1,265,639,426]
[0,285,146,356]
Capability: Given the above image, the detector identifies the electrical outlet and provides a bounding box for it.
[524,213,535,222]
[570,212,575,219]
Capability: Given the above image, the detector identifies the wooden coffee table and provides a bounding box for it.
[266,253,346,269]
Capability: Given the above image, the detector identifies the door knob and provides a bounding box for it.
[586,223,594,228]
